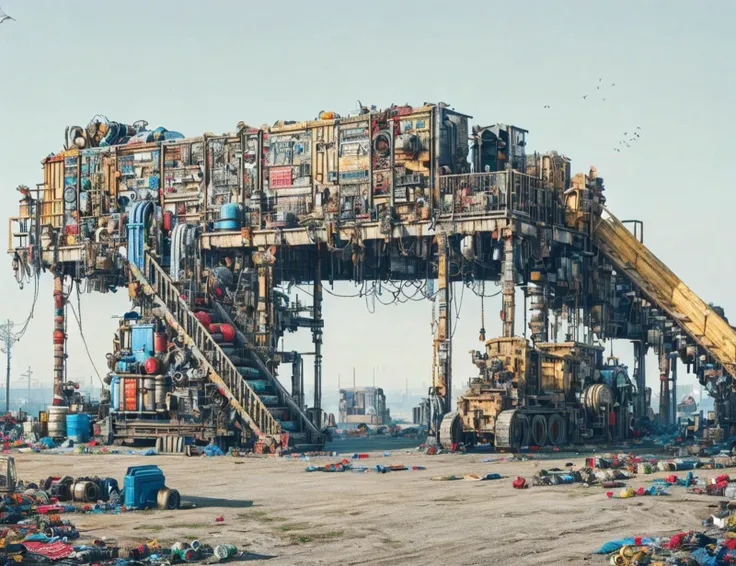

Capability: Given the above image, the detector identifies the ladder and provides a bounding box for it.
[128,252,282,442]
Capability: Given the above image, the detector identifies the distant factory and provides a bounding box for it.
[338,387,391,427]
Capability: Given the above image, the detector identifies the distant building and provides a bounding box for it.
[338,387,390,426]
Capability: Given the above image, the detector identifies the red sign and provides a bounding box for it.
[269,167,293,188]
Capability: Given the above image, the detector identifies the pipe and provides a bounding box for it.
[52,275,66,406]
[658,350,670,427]
[502,235,515,337]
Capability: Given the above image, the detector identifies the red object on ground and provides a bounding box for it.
[194,311,212,326]
[665,474,678,484]
[636,487,645,496]
[717,474,730,483]
[605,491,613,498]
[22,541,73,560]
[725,539,736,550]
[215,516,224,522]
[144,357,160,375]
[634,537,643,545]
[512,477,527,489]
[668,532,689,549]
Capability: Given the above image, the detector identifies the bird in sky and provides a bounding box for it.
[0,7,15,24]
[623,131,628,135]
[602,98,606,102]
[614,148,620,152]
[582,95,588,99]
[543,105,551,109]
[624,142,630,148]
[611,83,616,87]
[636,126,641,130]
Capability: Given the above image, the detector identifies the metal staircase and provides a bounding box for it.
[128,252,285,446]
[210,302,323,448]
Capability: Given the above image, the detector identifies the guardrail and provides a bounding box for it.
[139,253,281,438]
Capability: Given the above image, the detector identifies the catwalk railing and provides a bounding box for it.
[130,253,281,439]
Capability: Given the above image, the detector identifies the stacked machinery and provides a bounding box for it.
[8,104,736,453]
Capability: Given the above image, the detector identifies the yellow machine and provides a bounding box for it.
[440,337,636,449]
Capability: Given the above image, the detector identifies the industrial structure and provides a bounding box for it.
[338,386,390,427]
[7,102,736,452]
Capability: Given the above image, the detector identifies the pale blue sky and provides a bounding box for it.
[0,0,733,411]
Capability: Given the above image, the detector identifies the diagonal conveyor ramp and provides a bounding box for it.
[593,207,736,377]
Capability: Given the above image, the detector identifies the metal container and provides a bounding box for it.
[214,544,238,561]
[154,376,170,411]
[66,413,90,442]
[142,378,156,411]
[47,406,68,439]
[72,480,99,502]
[111,375,120,411]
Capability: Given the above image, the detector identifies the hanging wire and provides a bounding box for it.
[68,283,104,386]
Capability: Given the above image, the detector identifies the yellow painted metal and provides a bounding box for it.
[594,207,736,377]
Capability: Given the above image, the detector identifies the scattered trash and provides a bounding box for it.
[512,477,527,489]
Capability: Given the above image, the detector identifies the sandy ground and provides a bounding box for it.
[13,449,718,565]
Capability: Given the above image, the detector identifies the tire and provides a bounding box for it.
[548,414,566,446]
[157,488,181,510]
[512,414,530,448]
[531,415,548,447]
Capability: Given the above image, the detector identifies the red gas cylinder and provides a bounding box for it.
[154,332,167,353]
[144,357,160,375]
[219,324,235,342]
[194,311,211,326]
[163,211,173,231]
[53,330,65,344]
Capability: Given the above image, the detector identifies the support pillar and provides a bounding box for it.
[255,247,275,350]
[633,341,647,423]
[501,235,515,337]
[658,350,670,427]
[292,354,304,410]
[670,355,678,425]
[52,274,66,406]
[431,232,452,432]
[527,275,547,343]
[312,252,323,429]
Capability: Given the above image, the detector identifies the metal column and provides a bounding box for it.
[52,274,66,406]
[431,232,452,426]
[633,341,647,422]
[658,350,670,427]
[255,247,274,349]
[501,234,515,337]
[312,253,323,429]
[670,355,678,425]
[527,275,547,343]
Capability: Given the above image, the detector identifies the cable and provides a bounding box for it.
[12,272,39,342]
[68,285,104,387]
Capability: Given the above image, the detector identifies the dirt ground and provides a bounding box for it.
[13,449,718,565]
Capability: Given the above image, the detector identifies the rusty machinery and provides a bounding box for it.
[7,104,736,451]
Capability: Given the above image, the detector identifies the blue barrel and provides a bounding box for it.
[220,203,241,221]
[66,413,90,443]
[214,219,240,231]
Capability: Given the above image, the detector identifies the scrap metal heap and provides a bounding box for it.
[7,104,736,453]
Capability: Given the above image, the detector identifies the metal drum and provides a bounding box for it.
[142,378,156,411]
[47,406,68,439]
[154,376,170,412]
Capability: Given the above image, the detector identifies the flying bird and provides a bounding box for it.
[0,7,15,24]
[543,105,551,109]
[582,95,588,99]
[623,132,628,135]
[611,83,616,87]
[602,98,606,102]
[636,126,641,130]
[598,78,602,82]
[624,142,630,148]
[614,148,620,152]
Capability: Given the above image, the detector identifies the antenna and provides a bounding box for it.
[21,366,32,408]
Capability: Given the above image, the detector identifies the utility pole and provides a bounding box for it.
[0,320,16,414]
[21,366,33,408]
